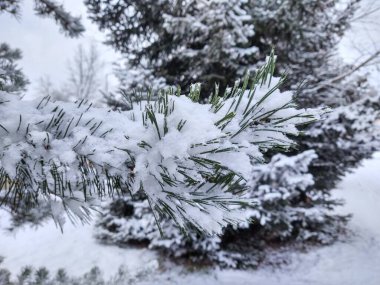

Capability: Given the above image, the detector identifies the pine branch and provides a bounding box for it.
[0,54,320,234]
[34,0,85,37]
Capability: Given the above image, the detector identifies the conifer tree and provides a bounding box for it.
[0,43,29,93]
[85,0,361,103]
[85,0,258,95]
[84,0,380,192]
[85,0,380,267]
[247,0,361,106]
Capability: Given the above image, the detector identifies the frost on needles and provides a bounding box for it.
[0,55,320,234]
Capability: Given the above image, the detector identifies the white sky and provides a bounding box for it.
[0,0,119,99]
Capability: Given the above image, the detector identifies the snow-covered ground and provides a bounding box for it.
[0,212,157,279]
[1,153,379,284]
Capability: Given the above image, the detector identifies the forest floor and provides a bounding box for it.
[0,153,379,284]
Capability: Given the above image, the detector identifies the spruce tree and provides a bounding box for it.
[84,0,380,192]
[85,0,360,103]
[247,0,380,192]
[85,0,258,95]
[95,150,351,267]
[247,0,360,106]
[85,0,380,267]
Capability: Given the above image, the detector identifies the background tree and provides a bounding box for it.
[96,150,350,267]
[85,0,380,267]
[36,43,105,103]
[0,43,29,93]
[84,0,373,105]
[64,43,104,101]
[85,0,258,96]
[248,1,380,192]
[248,0,361,106]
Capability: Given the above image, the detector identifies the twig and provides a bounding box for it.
[306,50,380,93]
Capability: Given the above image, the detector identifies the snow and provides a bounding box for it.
[0,212,157,279]
[137,153,380,284]
[1,153,380,284]
[222,153,380,285]
[0,65,317,234]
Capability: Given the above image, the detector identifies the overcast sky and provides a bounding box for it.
[0,0,119,99]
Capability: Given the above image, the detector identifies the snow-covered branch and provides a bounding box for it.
[0,56,320,234]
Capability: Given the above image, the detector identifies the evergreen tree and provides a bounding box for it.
[96,150,350,267]
[85,0,360,103]
[85,0,258,95]
[0,258,158,284]
[247,0,380,191]
[0,43,28,93]
[86,0,380,267]
[248,0,360,107]
[303,92,380,191]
